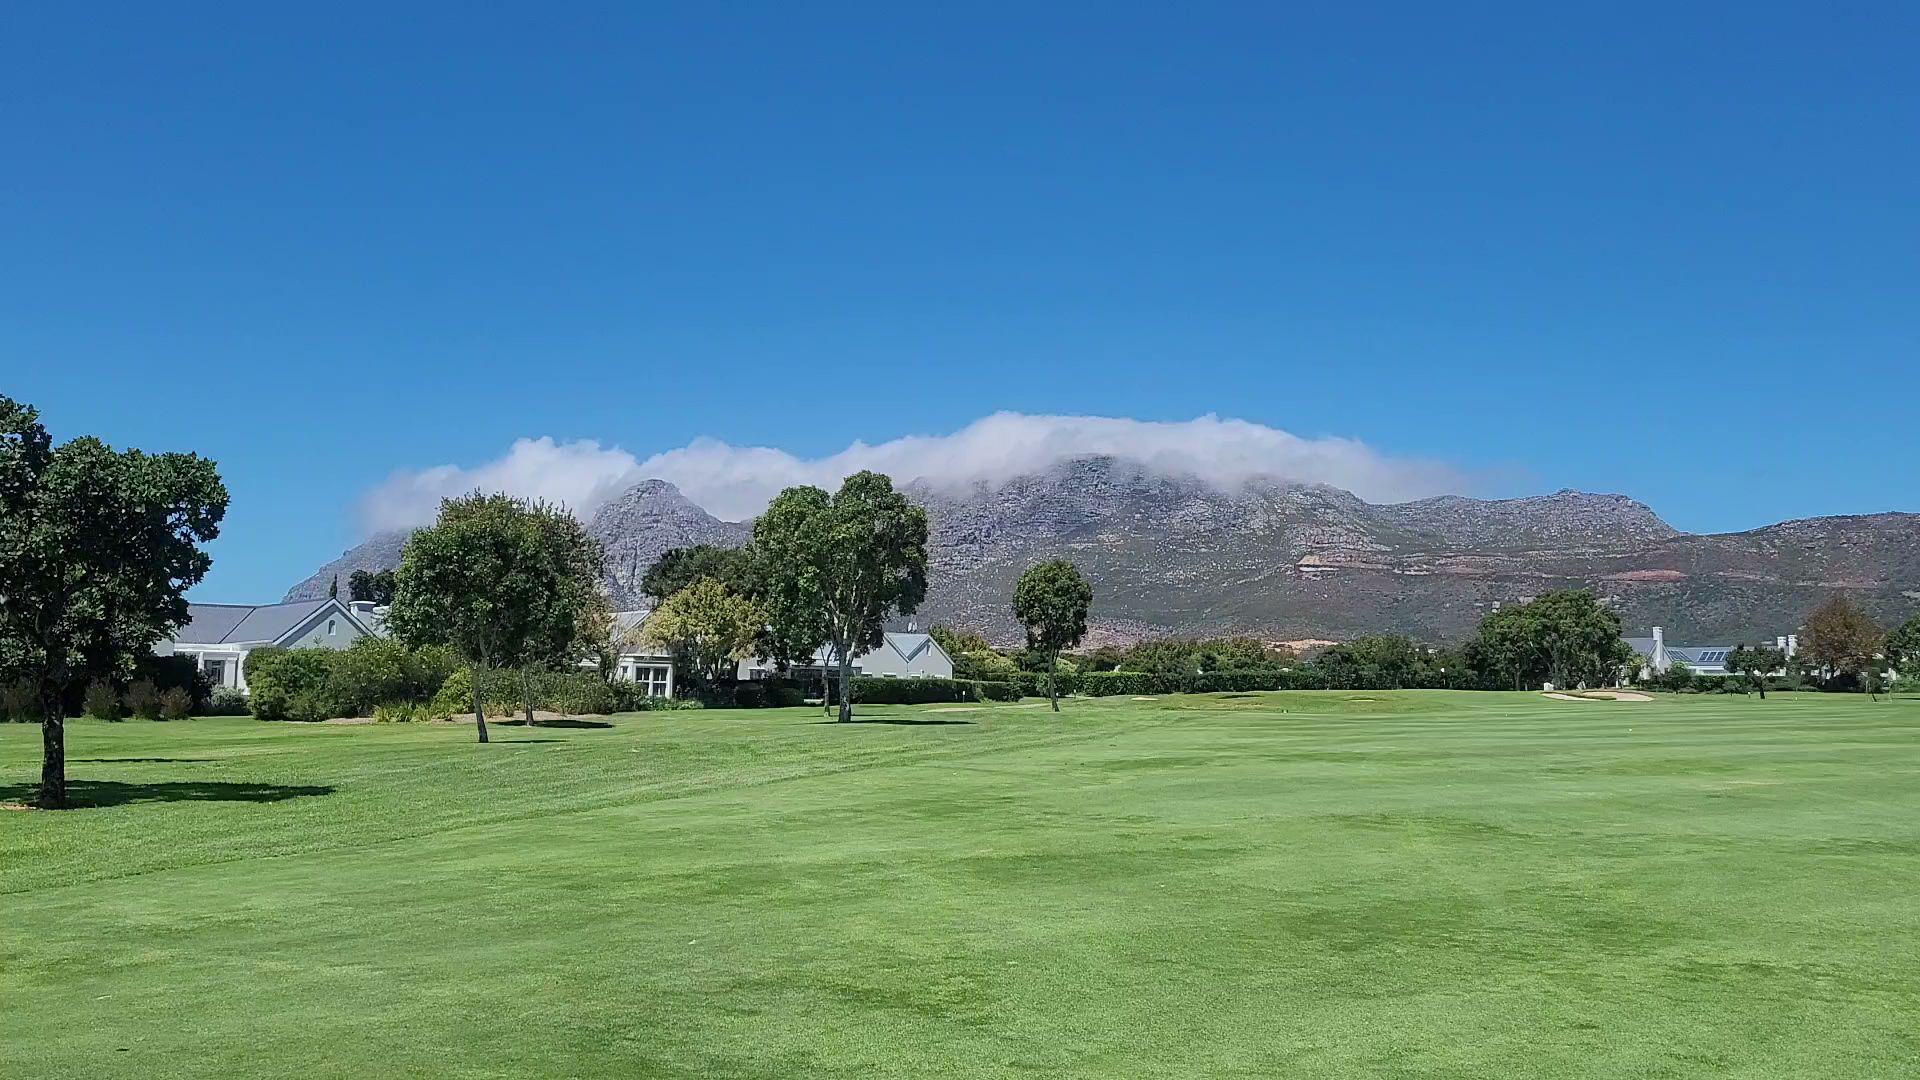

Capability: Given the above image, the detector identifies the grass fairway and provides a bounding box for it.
[4,691,1918,1078]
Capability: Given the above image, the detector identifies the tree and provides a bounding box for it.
[1466,591,1628,690]
[1727,644,1787,698]
[0,396,228,807]
[512,503,607,725]
[1012,560,1093,712]
[348,568,397,605]
[1883,614,1920,679]
[641,578,764,691]
[1800,595,1883,691]
[1312,635,1432,689]
[328,574,339,599]
[642,544,753,604]
[386,494,601,742]
[753,472,928,722]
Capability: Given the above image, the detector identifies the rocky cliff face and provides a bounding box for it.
[288,458,1919,644]
[589,480,753,607]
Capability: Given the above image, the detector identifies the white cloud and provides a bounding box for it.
[357,412,1470,530]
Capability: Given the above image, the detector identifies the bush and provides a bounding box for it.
[637,696,705,711]
[972,680,1021,702]
[82,679,124,721]
[204,687,251,716]
[848,677,992,704]
[326,638,456,717]
[247,649,346,722]
[125,678,164,720]
[3,681,42,722]
[134,653,212,714]
[373,701,427,723]
[159,686,194,720]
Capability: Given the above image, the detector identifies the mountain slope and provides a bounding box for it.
[287,459,1919,644]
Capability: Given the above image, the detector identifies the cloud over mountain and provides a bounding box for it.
[355,412,1471,531]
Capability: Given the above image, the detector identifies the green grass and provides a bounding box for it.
[4,691,1918,1078]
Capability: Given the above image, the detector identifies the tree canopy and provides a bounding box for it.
[641,544,754,604]
[1800,595,1883,688]
[0,396,228,806]
[1466,590,1632,690]
[348,568,397,605]
[386,494,604,741]
[1011,560,1093,712]
[641,578,765,691]
[753,472,928,722]
[1881,613,1920,679]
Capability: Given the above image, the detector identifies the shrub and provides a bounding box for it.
[159,686,194,720]
[373,701,427,723]
[2,681,41,722]
[204,687,251,716]
[972,680,1021,702]
[126,678,164,720]
[849,677,987,704]
[83,679,124,720]
[327,638,456,717]
[134,653,212,714]
[637,696,704,711]
[247,649,346,722]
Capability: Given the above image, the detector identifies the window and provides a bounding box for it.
[635,665,671,698]
[201,657,227,686]
[328,619,337,636]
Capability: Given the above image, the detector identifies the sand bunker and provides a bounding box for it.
[1543,690,1653,703]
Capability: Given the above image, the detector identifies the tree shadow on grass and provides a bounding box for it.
[72,757,215,765]
[806,717,976,726]
[1,780,335,809]
[496,718,614,729]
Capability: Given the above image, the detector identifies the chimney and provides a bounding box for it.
[1786,634,1798,658]
[1652,626,1667,672]
[1776,636,1786,651]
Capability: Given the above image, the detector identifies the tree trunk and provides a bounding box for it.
[837,655,854,723]
[819,664,831,716]
[521,667,536,727]
[472,666,489,744]
[38,683,66,808]
[1047,653,1059,712]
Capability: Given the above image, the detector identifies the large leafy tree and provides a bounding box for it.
[1800,594,1884,691]
[1011,560,1093,712]
[0,396,227,807]
[348,568,397,605]
[641,544,754,604]
[513,504,607,724]
[1311,635,1435,690]
[1467,590,1630,690]
[754,472,928,722]
[387,494,601,741]
[641,578,764,691]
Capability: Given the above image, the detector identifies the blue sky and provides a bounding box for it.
[5,3,1915,602]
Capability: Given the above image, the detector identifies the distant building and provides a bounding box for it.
[1624,626,1797,677]
[739,631,955,681]
[157,598,377,692]
[604,609,677,699]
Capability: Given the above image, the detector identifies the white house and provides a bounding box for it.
[1624,626,1798,677]
[738,631,955,681]
[156,598,378,692]
[605,609,677,698]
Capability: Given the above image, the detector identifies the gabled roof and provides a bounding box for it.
[175,599,358,646]
[884,632,937,665]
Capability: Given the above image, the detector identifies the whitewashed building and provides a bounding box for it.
[156,598,378,692]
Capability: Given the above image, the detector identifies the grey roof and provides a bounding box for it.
[176,600,335,645]
[885,632,936,665]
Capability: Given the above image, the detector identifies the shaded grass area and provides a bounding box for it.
[4,691,1918,1078]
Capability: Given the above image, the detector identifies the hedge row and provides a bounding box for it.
[1076,668,1327,696]
[848,677,1019,704]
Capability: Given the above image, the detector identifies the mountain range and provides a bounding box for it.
[286,457,1920,646]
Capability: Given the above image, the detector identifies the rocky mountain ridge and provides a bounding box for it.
[286,457,1919,644]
